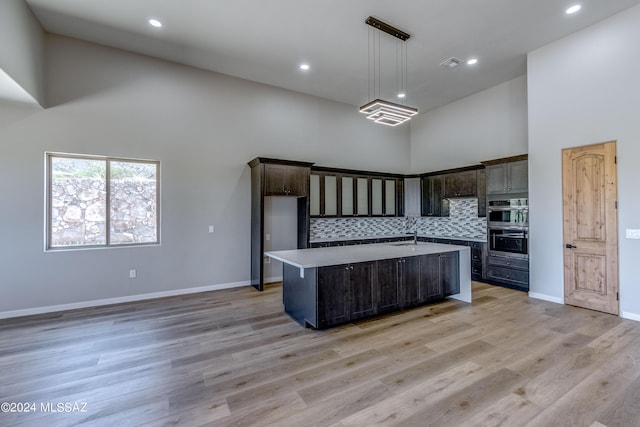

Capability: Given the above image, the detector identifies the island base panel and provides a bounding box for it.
[283,264,317,328]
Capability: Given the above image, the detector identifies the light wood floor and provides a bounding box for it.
[1,282,639,427]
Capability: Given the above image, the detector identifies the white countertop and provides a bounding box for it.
[265,241,470,269]
[310,234,486,244]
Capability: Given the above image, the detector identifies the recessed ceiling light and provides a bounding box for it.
[397,93,406,99]
[466,58,478,66]
[299,64,310,71]
[149,19,162,28]
[566,4,582,14]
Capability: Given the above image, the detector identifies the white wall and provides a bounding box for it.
[528,4,640,318]
[410,76,528,173]
[0,35,410,315]
[0,0,44,105]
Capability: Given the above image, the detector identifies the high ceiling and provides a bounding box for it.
[25,0,640,112]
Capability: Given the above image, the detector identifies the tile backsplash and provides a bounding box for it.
[310,198,487,240]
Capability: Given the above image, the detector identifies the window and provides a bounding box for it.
[46,153,159,249]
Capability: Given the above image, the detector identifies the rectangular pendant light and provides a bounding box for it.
[359,99,418,127]
[361,17,418,127]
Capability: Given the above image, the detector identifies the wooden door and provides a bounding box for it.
[562,141,618,315]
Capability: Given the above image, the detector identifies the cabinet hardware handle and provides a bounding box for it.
[350,265,354,270]
[565,244,577,249]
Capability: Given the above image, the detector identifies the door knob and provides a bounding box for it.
[565,243,577,249]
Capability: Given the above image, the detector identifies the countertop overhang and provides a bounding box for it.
[265,241,470,270]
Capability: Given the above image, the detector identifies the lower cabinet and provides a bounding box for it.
[317,264,351,328]
[350,262,377,320]
[439,252,460,296]
[486,254,529,291]
[317,261,376,328]
[316,253,461,328]
[376,258,403,313]
[419,254,443,302]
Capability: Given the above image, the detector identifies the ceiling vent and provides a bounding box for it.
[439,57,463,69]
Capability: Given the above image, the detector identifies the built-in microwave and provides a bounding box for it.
[487,198,528,227]
[488,226,528,259]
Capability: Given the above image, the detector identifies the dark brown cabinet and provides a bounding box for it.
[317,261,375,327]
[310,167,403,218]
[477,169,487,217]
[309,172,339,217]
[486,159,528,195]
[443,170,477,198]
[349,262,377,320]
[317,264,351,328]
[419,237,485,283]
[421,175,444,217]
[422,166,485,217]
[419,254,443,301]
[264,163,309,196]
[307,252,460,329]
[486,254,529,291]
[248,158,313,291]
[376,258,402,313]
[380,256,422,309]
[440,252,460,296]
[377,253,457,312]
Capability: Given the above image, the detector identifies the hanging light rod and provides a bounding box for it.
[365,16,411,41]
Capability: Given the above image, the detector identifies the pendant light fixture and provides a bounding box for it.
[360,16,418,127]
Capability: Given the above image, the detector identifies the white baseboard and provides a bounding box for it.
[264,276,283,283]
[621,311,640,322]
[528,292,564,304]
[0,280,250,320]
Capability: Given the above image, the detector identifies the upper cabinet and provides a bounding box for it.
[421,175,444,217]
[483,156,528,196]
[311,167,402,218]
[264,163,309,196]
[443,170,478,198]
[310,172,338,217]
[421,166,484,217]
[404,177,421,217]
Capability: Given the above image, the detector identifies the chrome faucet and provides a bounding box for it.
[406,215,418,245]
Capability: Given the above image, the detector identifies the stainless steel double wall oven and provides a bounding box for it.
[487,198,528,259]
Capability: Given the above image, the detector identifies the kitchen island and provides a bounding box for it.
[265,241,471,329]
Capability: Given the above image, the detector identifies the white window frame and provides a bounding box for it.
[45,152,160,250]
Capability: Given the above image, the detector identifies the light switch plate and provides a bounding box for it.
[626,229,640,239]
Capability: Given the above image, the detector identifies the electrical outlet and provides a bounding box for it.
[129,269,137,278]
[265,234,271,241]
[209,225,215,233]
[264,256,271,264]
[626,229,640,239]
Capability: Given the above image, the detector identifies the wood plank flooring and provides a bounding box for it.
[1,282,640,426]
